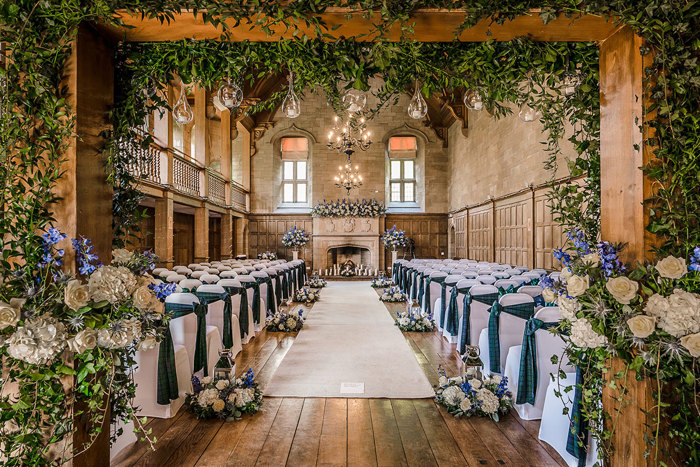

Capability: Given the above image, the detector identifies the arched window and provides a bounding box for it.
[281,137,308,203]
[388,136,416,203]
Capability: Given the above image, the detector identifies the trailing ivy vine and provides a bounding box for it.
[1,0,697,465]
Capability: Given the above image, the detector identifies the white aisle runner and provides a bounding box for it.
[264,281,435,398]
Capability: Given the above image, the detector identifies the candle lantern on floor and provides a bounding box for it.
[461,345,483,381]
[214,348,236,381]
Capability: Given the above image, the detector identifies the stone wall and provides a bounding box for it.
[250,87,448,214]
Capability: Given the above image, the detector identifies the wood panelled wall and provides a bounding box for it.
[384,214,449,264]
[173,212,195,266]
[248,214,314,262]
[450,184,568,270]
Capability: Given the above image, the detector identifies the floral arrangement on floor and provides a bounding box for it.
[310,198,386,218]
[340,267,355,277]
[257,251,277,260]
[306,276,327,288]
[294,287,320,304]
[379,286,406,302]
[382,225,409,250]
[0,228,174,460]
[371,276,393,288]
[395,308,435,332]
[435,367,513,421]
[187,369,263,421]
[281,225,310,249]
[544,229,700,463]
[266,309,305,332]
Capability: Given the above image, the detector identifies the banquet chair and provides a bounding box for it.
[549,271,562,280]
[220,270,238,279]
[218,265,232,272]
[199,262,211,267]
[158,270,173,280]
[237,275,263,333]
[477,275,497,285]
[425,271,448,328]
[254,263,267,271]
[179,279,202,293]
[165,273,186,284]
[244,265,256,273]
[187,263,200,269]
[192,265,208,272]
[503,268,521,276]
[507,275,528,286]
[491,265,507,271]
[152,267,168,276]
[132,314,192,419]
[478,293,535,375]
[200,273,220,284]
[190,270,206,279]
[173,265,190,273]
[492,271,511,279]
[503,306,572,420]
[440,275,467,343]
[522,272,542,282]
[518,285,544,306]
[252,270,275,317]
[219,278,254,344]
[456,283,498,355]
[531,268,547,276]
[205,268,219,275]
[539,373,599,466]
[196,284,242,358]
[494,279,520,290]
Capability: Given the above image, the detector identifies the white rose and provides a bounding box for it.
[216,379,229,390]
[605,276,639,305]
[459,398,472,412]
[542,288,558,304]
[438,376,448,387]
[566,275,590,298]
[201,376,213,385]
[68,328,97,354]
[0,298,24,330]
[132,285,155,311]
[582,252,600,267]
[138,335,157,351]
[560,268,573,282]
[627,315,656,338]
[468,379,482,389]
[442,385,466,406]
[557,295,581,321]
[680,333,700,358]
[64,280,90,311]
[112,248,133,264]
[655,256,687,280]
[490,375,503,385]
[211,398,226,412]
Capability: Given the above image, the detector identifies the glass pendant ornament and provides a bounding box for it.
[518,103,541,122]
[217,77,243,111]
[463,89,485,111]
[343,89,367,113]
[407,82,428,120]
[173,82,193,125]
[281,72,301,119]
[562,72,582,97]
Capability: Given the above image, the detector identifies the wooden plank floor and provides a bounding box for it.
[114,290,567,467]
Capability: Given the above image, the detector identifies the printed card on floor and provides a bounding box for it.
[340,382,365,394]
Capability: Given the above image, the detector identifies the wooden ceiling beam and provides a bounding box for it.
[97,9,622,43]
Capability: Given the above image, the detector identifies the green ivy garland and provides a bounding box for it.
[1,0,698,465]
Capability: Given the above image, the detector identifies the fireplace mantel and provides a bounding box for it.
[312,217,386,273]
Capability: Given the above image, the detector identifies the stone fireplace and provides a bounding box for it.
[312,217,385,275]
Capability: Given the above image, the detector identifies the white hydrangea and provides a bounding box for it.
[6,316,67,365]
[442,385,466,406]
[234,387,255,408]
[197,388,219,406]
[645,289,700,337]
[88,265,137,304]
[558,295,581,321]
[477,388,500,414]
[570,318,607,349]
[286,317,297,329]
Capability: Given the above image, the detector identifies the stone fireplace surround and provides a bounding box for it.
[312,217,386,273]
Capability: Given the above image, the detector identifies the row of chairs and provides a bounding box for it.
[394,259,595,467]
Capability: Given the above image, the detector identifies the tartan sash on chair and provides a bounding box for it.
[567,366,589,467]
[497,285,517,296]
[196,291,233,349]
[222,285,249,340]
[445,285,460,337]
[281,273,289,300]
[417,272,426,306]
[457,292,499,355]
[180,286,198,293]
[516,318,559,404]
[392,263,399,284]
[156,303,193,405]
[403,267,411,293]
[264,276,276,315]
[286,270,294,297]
[274,274,283,305]
[436,279,448,328]
[396,264,404,290]
[533,294,545,307]
[411,271,419,300]
[487,301,535,373]
[250,279,263,324]
[528,277,540,286]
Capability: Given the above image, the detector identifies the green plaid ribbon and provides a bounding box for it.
[528,278,540,286]
[417,272,426,306]
[445,285,460,337]
[402,267,411,293]
[156,302,193,405]
[392,263,399,284]
[487,301,535,373]
[281,272,290,299]
[567,366,589,467]
[497,285,517,296]
[457,292,499,354]
[180,286,198,293]
[396,264,404,290]
[516,318,559,405]
[274,274,283,305]
[287,269,295,297]
[222,285,249,340]
[196,291,233,349]
[263,276,276,315]
[411,271,419,300]
[249,279,262,324]
[438,279,448,328]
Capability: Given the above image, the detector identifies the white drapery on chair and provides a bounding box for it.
[197,284,242,358]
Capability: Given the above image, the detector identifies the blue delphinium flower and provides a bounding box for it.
[690,246,700,272]
[192,375,203,393]
[461,380,476,397]
[566,228,592,254]
[38,228,68,269]
[150,281,177,301]
[244,368,255,387]
[597,241,626,277]
[553,248,572,266]
[72,236,101,275]
[495,376,510,397]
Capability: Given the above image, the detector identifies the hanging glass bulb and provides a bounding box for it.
[407,82,428,120]
[561,72,582,97]
[463,89,485,111]
[518,103,541,123]
[217,77,243,111]
[281,72,301,119]
[173,82,193,125]
[343,89,366,113]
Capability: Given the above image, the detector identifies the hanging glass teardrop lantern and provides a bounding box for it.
[463,89,485,111]
[407,82,428,120]
[518,103,541,122]
[561,72,582,97]
[217,77,243,111]
[281,72,301,119]
[173,82,193,125]
[343,89,367,113]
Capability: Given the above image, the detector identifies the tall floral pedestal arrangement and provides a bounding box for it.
[292,249,299,261]
[281,225,309,261]
[383,225,408,266]
[391,249,398,266]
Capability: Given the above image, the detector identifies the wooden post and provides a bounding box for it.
[599,26,662,466]
[154,193,174,267]
[194,205,210,262]
[221,211,234,259]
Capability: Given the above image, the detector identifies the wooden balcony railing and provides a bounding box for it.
[125,132,249,212]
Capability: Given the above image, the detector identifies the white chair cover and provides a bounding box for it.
[531,268,547,275]
[205,268,219,274]
[197,284,242,358]
[165,273,186,284]
[477,275,497,285]
[190,270,206,279]
[508,275,528,286]
[158,270,173,279]
[518,285,544,300]
[179,278,202,292]
[152,267,168,276]
[515,266,530,273]
[478,293,534,375]
[200,274,220,284]
[494,279,519,289]
[220,270,238,279]
[459,284,498,353]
